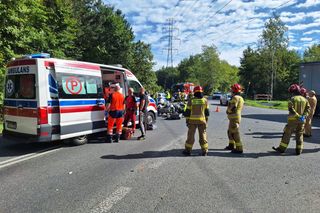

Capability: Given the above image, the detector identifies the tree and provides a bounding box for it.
[240,14,301,100]
[303,44,320,62]
[130,41,160,95]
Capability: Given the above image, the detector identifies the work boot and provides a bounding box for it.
[272,146,284,153]
[201,150,208,156]
[105,135,112,143]
[137,135,145,140]
[113,134,120,143]
[182,149,191,156]
[295,149,302,155]
[224,145,235,150]
[231,149,243,154]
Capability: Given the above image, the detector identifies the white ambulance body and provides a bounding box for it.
[3,54,157,145]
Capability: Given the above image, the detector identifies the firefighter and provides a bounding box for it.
[300,87,307,98]
[123,87,138,133]
[304,90,317,137]
[273,84,310,155]
[225,83,244,154]
[166,90,171,101]
[105,84,125,143]
[182,86,210,156]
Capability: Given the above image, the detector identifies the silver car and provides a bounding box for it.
[220,93,232,106]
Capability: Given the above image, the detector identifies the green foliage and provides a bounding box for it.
[130,41,160,95]
[303,44,320,62]
[159,45,239,94]
[239,14,301,100]
[0,0,159,100]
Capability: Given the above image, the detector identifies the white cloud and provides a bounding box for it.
[304,29,320,35]
[301,37,313,41]
[296,0,320,8]
[104,0,319,69]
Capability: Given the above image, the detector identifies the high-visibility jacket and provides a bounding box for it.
[287,95,310,121]
[307,96,317,117]
[184,97,209,124]
[227,95,244,120]
[108,91,125,111]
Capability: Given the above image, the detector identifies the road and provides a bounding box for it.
[0,100,320,213]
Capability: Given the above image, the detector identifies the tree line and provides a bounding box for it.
[0,0,159,99]
[1,2,320,101]
[156,46,239,95]
[239,14,320,100]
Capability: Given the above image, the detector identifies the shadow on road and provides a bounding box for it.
[0,139,62,157]
[101,148,320,160]
[242,114,287,123]
[245,132,283,139]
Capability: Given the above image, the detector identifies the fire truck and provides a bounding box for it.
[172,82,194,101]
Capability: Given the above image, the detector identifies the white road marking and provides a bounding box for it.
[0,146,62,170]
[91,186,131,213]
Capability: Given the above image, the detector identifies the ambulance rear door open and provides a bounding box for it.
[101,67,127,98]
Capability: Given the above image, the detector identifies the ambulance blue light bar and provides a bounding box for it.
[24,53,50,59]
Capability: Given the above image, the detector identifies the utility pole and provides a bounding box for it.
[162,18,179,67]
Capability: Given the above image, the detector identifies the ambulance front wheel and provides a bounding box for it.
[147,111,156,125]
[71,135,88,146]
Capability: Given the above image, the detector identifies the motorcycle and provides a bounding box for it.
[157,100,186,120]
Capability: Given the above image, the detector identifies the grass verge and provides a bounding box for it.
[245,99,287,110]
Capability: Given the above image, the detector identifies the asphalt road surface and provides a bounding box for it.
[0,100,320,213]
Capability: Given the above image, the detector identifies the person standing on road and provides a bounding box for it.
[123,87,137,133]
[225,84,244,154]
[273,84,310,155]
[182,86,210,156]
[304,90,317,137]
[105,84,125,143]
[137,87,148,140]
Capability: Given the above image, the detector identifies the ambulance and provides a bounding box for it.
[3,53,157,145]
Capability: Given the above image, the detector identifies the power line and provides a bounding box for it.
[162,18,180,67]
[211,0,295,43]
[182,0,233,43]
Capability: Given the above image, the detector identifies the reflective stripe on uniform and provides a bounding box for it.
[201,143,208,150]
[192,99,206,105]
[235,142,242,147]
[280,142,288,148]
[229,140,235,145]
[185,143,193,149]
[296,144,303,149]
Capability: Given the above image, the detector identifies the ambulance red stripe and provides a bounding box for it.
[44,61,100,71]
[48,105,105,114]
[7,59,36,67]
[4,107,37,118]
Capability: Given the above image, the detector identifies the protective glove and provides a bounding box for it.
[299,115,306,122]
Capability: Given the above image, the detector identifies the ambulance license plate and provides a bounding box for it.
[6,121,17,129]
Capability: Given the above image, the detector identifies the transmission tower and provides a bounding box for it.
[162,18,180,67]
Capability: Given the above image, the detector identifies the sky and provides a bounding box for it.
[105,0,320,70]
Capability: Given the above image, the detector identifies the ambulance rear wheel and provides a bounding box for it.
[147,111,155,125]
[71,135,88,146]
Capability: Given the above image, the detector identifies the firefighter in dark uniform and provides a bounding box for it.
[225,84,244,154]
[182,86,210,156]
[273,84,310,155]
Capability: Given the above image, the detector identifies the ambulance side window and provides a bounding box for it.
[128,80,141,96]
[57,74,103,99]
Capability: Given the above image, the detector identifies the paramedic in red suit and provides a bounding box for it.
[124,87,137,132]
[105,85,125,143]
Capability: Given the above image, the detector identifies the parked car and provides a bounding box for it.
[212,91,222,100]
[220,93,232,106]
